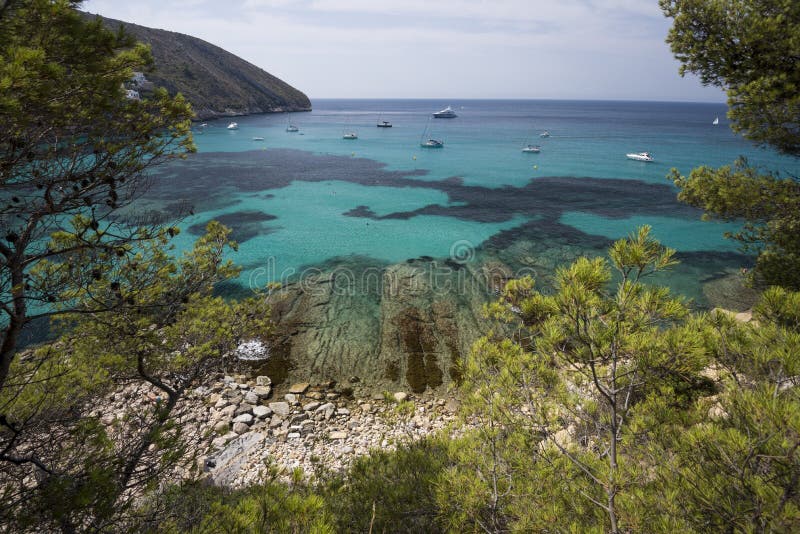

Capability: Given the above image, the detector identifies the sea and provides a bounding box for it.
[141,99,800,310]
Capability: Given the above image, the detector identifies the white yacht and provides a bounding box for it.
[286,124,299,132]
[227,122,238,130]
[539,130,550,138]
[252,137,265,141]
[433,106,457,118]
[713,116,719,125]
[626,152,654,162]
[343,131,358,139]
[522,145,541,153]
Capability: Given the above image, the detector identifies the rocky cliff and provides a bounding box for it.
[88,14,311,120]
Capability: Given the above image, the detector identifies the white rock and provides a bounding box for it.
[252,405,272,419]
[269,402,291,417]
[329,431,348,440]
[232,413,254,425]
[303,401,321,412]
[256,375,272,386]
[393,392,408,403]
[243,391,259,405]
[233,422,250,434]
[253,386,271,399]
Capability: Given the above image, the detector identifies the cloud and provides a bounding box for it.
[82,0,723,101]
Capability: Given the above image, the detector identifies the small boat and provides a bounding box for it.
[539,131,550,138]
[343,131,358,139]
[200,123,208,128]
[626,152,654,162]
[252,137,265,141]
[420,138,444,148]
[286,124,299,132]
[433,106,457,119]
[227,122,238,130]
[712,116,719,125]
[377,120,392,128]
[522,145,541,153]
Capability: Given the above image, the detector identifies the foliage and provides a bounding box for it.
[447,228,713,532]
[661,0,800,157]
[667,160,800,289]
[0,0,195,389]
[0,222,272,531]
[323,437,450,534]
[148,472,335,534]
[651,301,800,532]
[661,0,800,289]
[134,437,450,534]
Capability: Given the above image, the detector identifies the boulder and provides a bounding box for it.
[393,391,408,403]
[234,403,254,416]
[232,413,254,425]
[316,402,336,420]
[289,383,310,395]
[243,391,259,405]
[205,432,264,485]
[269,402,291,417]
[256,375,272,386]
[329,431,348,440]
[232,422,250,434]
[252,405,272,419]
[253,386,271,399]
[303,401,321,412]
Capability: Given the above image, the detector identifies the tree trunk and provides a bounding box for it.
[0,260,25,391]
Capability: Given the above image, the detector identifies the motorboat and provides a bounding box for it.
[713,116,719,125]
[626,152,654,162]
[420,138,444,148]
[539,131,550,138]
[227,122,238,130]
[252,137,265,141]
[343,131,358,139]
[286,124,299,132]
[433,106,457,118]
[377,120,392,128]
[522,145,541,153]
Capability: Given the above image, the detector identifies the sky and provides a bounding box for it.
[83,0,726,102]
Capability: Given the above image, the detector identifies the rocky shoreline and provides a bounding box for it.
[100,374,460,489]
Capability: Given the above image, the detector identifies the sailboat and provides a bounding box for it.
[420,119,443,148]
[712,116,719,125]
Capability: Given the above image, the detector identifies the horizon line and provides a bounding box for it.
[307,97,728,105]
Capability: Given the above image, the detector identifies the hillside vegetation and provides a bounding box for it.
[90,13,311,119]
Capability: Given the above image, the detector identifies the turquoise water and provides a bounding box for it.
[148,99,799,302]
